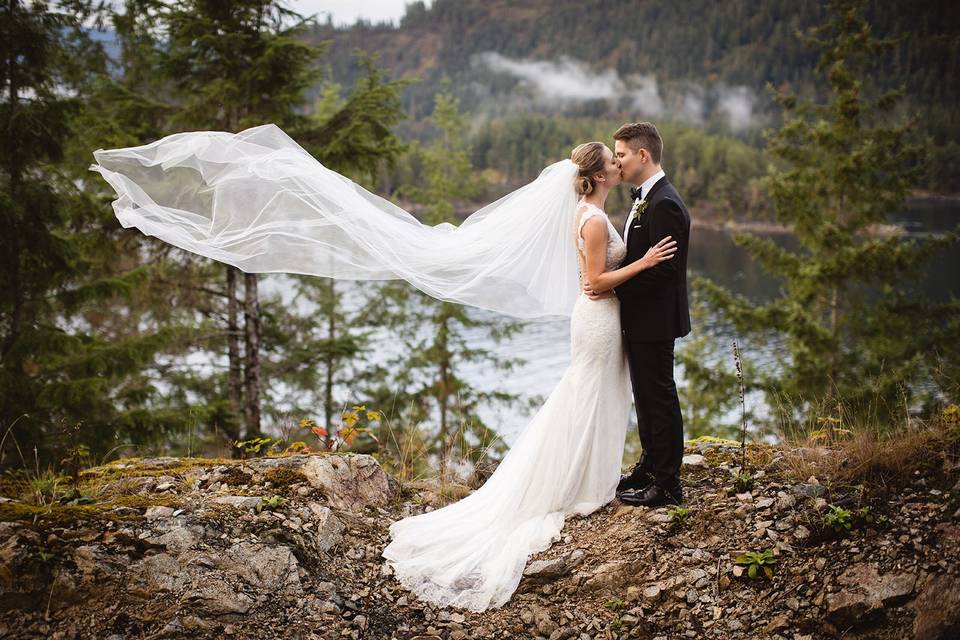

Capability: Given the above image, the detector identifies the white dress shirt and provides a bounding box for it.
[623,169,666,245]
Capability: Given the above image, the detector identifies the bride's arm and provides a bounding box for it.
[581,216,677,294]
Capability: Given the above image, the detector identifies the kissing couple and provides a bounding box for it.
[92,120,691,612]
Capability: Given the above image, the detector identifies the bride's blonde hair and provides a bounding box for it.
[570,142,606,196]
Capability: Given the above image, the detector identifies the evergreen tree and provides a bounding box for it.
[387,88,521,477]
[155,0,326,439]
[0,0,192,463]
[695,0,960,430]
[264,60,409,447]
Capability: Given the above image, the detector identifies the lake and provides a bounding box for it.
[443,199,960,443]
[264,199,957,445]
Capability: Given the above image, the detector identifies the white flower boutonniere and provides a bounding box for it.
[630,198,649,221]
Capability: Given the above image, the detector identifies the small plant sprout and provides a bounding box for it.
[668,506,691,527]
[255,495,287,513]
[603,597,625,612]
[823,505,853,534]
[735,549,777,579]
[734,470,754,492]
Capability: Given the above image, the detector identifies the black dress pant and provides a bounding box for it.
[624,339,684,486]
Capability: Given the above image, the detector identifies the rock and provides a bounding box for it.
[184,576,255,615]
[766,613,790,633]
[532,604,557,637]
[146,525,203,552]
[681,454,706,467]
[219,542,303,594]
[144,506,176,520]
[793,525,811,541]
[524,557,569,581]
[306,503,345,552]
[826,563,916,625]
[130,553,186,593]
[212,496,262,510]
[246,454,396,511]
[912,573,960,640]
[643,585,662,601]
[792,484,826,498]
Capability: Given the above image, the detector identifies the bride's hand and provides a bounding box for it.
[640,236,678,270]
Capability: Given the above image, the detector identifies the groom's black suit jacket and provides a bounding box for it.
[614,177,691,342]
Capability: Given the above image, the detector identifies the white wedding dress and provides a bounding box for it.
[382,202,632,611]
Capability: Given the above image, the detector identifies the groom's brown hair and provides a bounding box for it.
[614,122,663,164]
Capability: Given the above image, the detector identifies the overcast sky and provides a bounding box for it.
[292,0,425,26]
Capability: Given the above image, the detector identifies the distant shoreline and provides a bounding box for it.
[409,192,959,237]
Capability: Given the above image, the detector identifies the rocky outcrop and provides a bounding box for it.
[825,563,916,625]
[245,454,397,511]
[0,444,957,640]
[911,573,960,640]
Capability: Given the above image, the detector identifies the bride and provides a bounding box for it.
[90,126,676,611]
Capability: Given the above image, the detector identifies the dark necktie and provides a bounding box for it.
[630,187,643,200]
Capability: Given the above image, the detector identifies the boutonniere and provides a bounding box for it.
[630,198,648,221]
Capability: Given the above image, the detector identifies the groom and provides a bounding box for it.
[591,122,691,507]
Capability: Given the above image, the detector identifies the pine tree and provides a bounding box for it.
[0,0,194,462]
[63,3,411,457]
[155,0,326,439]
[389,88,521,477]
[263,60,409,447]
[695,0,960,429]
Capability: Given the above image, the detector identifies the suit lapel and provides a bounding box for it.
[626,177,670,255]
[644,176,669,203]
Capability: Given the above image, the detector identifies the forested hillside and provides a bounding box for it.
[309,0,960,191]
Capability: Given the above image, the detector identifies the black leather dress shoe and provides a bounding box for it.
[617,465,654,493]
[618,482,683,507]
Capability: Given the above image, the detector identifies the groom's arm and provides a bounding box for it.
[615,199,686,297]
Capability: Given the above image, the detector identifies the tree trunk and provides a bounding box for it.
[2,0,22,362]
[323,278,336,450]
[243,272,261,437]
[437,307,451,479]
[225,265,243,445]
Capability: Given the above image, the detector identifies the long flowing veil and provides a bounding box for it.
[90,124,582,318]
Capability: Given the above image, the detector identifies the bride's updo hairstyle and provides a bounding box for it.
[571,142,606,196]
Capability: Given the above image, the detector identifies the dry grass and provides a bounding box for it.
[375,408,507,509]
[778,417,960,492]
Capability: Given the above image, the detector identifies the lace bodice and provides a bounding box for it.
[575,201,626,274]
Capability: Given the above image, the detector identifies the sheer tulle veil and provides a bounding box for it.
[90,123,582,318]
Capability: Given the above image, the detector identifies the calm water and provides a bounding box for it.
[265,202,957,443]
[452,201,960,442]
